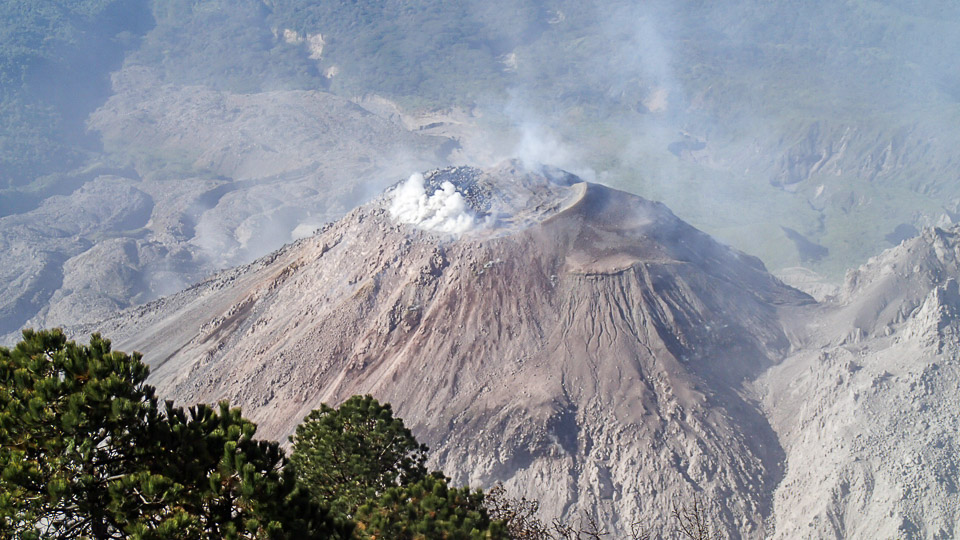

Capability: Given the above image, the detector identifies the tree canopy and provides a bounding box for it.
[0,329,348,539]
[0,330,506,539]
[355,472,500,540]
[288,395,428,514]
[289,394,505,539]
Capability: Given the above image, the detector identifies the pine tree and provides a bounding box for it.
[0,329,159,538]
[355,472,505,540]
[289,395,428,515]
[0,329,349,539]
[289,395,506,539]
[113,401,349,539]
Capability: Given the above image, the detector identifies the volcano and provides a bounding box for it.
[87,163,960,538]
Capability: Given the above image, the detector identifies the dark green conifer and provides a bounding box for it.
[0,329,348,539]
[0,329,158,538]
[355,472,505,540]
[289,395,506,539]
[289,395,428,514]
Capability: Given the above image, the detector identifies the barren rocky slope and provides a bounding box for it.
[760,227,960,539]
[0,66,452,341]
[91,163,812,538]
[84,163,960,538]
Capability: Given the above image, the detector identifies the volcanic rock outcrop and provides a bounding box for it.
[87,163,960,538]
[91,162,811,537]
[761,227,960,539]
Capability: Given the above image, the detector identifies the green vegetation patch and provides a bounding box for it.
[0,0,153,186]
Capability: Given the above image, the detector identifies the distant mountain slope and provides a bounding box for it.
[0,0,153,185]
[7,0,960,347]
[91,163,812,538]
[0,72,452,340]
[123,0,960,277]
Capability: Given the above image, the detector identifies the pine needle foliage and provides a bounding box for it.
[0,329,348,539]
[355,472,504,540]
[289,395,506,539]
[0,329,157,538]
[289,395,428,515]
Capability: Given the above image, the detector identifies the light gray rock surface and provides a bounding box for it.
[0,66,454,341]
[760,227,960,539]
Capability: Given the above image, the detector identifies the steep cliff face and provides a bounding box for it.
[94,163,810,538]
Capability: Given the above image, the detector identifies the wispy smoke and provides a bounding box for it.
[389,173,475,234]
[515,120,595,181]
[497,96,598,183]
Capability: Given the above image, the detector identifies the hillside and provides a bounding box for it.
[762,227,960,538]
[0,0,153,185]
[0,65,453,340]
[90,163,812,537]
[85,163,960,538]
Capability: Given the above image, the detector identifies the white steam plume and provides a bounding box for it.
[514,119,597,183]
[389,173,474,234]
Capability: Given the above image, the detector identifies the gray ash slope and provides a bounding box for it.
[87,163,960,538]
[761,226,960,539]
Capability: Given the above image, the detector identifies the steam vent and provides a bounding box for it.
[387,164,585,235]
[92,163,960,539]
